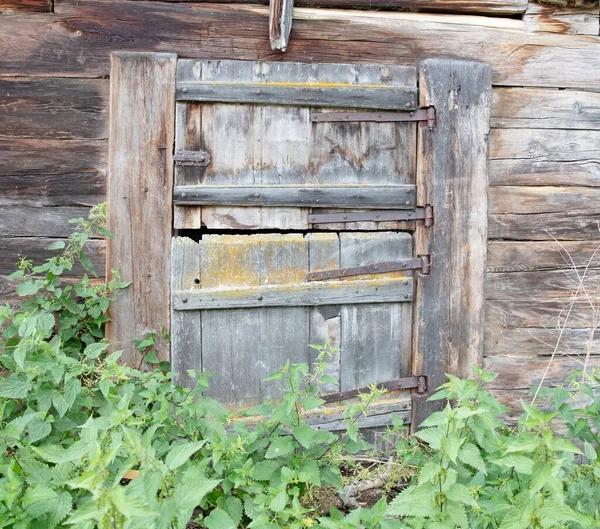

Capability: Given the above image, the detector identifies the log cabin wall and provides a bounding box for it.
[1,0,599,413]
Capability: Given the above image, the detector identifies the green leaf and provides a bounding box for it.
[176,479,221,511]
[0,373,31,398]
[269,490,287,512]
[301,396,325,410]
[584,441,597,461]
[493,455,534,475]
[293,422,315,448]
[143,352,160,364]
[83,342,109,359]
[165,440,205,470]
[47,241,66,250]
[459,443,486,474]
[16,280,42,297]
[414,427,443,450]
[265,436,294,459]
[298,460,321,486]
[27,417,52,444]
[531,461,552,493]
[48,491,73,528]
[205,508,236,529]
[445,483,476,506]
[22,484,58,517]
[252,460,280,481]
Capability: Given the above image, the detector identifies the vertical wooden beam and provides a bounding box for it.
[106,52,177,366]
[412,59,492,429]
[269,0,294,52]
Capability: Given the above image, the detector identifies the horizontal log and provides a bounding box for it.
[0,1,595,89]
[491,87,600,130]
[489,186,600,215]
[490,159,600,187]
[0,0,51,11]
[486,299,596,329]
[173,277,413,310]
[0,78,108,139]
[129,0,528,15]
[484,355,600,390]
[174,185,416,208]
[487,240,600,273]
[176,80,419,110]
[0,206,97,238]
[0,237,105,276]
[486,268,600,300]
[0,139,106,207]
[524,2,599,35]
[489,211,600,241]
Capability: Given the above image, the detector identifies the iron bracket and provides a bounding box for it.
[320,376,427,403]
[173,150,211,167]
[308,205,433,227]
[310,107,435,130]
[307,256,430,281]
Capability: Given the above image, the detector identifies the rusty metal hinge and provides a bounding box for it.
[309,205,433,227]
[307,255,430,282]
[310,107,435,130]
[173,150,211,167]
[320,376,428,404]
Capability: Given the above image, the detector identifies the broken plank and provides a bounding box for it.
[269,0,294,52]
[105,52,176,365]
[173,277,414,310]
[0,78,108,139]
[0,139,106,207]
[491,87,600,130]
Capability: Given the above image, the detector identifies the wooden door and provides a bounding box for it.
[106,54,492,431]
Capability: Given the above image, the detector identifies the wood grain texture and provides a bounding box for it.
[491,88,600,130]
[0,1,595,89]
[128,0,528,15]
[105,52,176,365]
[269,0,294,52]
[0,78,108,139]
[412,59,492,427]
[0,206,97,238]
[0,0,51,12]
[0,139,106,207]
[524,2,599,35]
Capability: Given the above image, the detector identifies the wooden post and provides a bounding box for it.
[412,59,492,429]
[269,0,294,52]
[106,52,177,366]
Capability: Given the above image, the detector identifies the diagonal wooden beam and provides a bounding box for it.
[269,0,294,52]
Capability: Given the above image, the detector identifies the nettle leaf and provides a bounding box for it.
[252,460,280,481]
[47,241,66,251]
[293,422,316,448]
[414,427,443,450]
[301,396,325,410]
[493,455,534,475]
[48,491,73,528]
[16,280,42,297]
[0,373,32,399]
[27,417,52,444]
[584,441,597,461]
[205,508,236,529]
[459,442,487,474]
[269,490,288,512]
[298,460,321,486]
[165,440,206,470]
[265,436,294,459]
[22,484,58,517]
[83,342,109,359]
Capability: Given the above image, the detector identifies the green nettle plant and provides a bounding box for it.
[0,205,598,529]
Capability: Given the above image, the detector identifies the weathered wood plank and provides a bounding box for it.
[0,0,51,12]
[171,237,202,387]
[177,80,419,110]
[0,206,96,238]
[269,0,293,52]
[340,232,413,392]
[489,211,600,241]
[484,356,600,390]
[105,52,176,365]
[491,88,600,130]
[412,59,492,427]
[0,237,104,277]
[0,78,108,139]
[307,233,341,393]
[2,1,597,89]
[0,139,106,207]
[200,234,310,407]
[487,240,600,273]
[524,2,599,35]
[129,0,528,15]
[486,269,600,300]
[174,277,413,309]
[174,184,416,209]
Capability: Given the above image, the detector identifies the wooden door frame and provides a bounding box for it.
[106,53,492,430]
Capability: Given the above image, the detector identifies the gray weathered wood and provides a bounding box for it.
[105,52,176,365]
[269,0,294,52]
[524,2,599,35]
[177,81,418,110]
[174,184,416,209]
[489,212,600,241]
[412,59,492,429]
[340,232,413,392]
[200,234,310,407]
[0,206,99,238]
[173,277,414,310]
[171,238,202,387]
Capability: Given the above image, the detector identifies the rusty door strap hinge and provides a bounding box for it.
[320,376,427,404]
[308,205,433,227]
[307,255,430,282]
[173,150,211,167]
[310,107,435,130]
